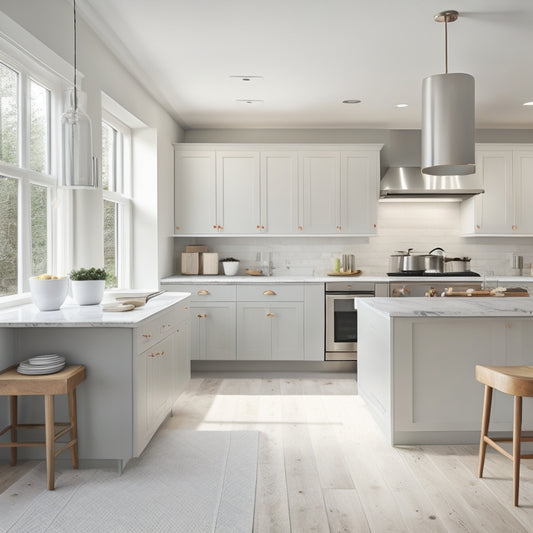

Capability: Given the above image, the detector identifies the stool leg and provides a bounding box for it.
[68,388,79,469]
[9,396,17,466]
[513,395,522,507]
[478,385,493,478]
[44,395,55,490]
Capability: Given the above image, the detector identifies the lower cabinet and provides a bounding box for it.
[236,302,304,360]
[190,302,236,360]
[161,282,324,361]
[133,304,190,456]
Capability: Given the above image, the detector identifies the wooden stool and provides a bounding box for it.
[0,364,86,490]
[476,365,533,506]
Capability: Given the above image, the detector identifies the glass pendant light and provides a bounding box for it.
[422,10,475,176]
[61,0,96,188]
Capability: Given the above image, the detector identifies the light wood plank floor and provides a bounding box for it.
[163,372,533,533]
[3,372,533,532]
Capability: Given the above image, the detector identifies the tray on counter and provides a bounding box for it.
[327,270,362,277]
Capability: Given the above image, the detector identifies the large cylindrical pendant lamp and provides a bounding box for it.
[422,72,475,176]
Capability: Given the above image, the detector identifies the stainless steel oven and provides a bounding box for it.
[325,282,387,361]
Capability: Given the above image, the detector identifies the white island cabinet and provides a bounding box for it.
[0,293,191,471]
[358,297,533,445]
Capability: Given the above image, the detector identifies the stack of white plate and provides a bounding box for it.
[17,354,66,375]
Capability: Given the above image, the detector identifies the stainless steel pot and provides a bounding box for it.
[445,257,471,272]
[388,251,407,273]
[401,252,425,273]
[424,247,446,273]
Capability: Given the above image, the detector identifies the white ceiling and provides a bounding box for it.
[81,0,533,130]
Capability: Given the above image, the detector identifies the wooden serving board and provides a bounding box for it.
[444,291,529,297]
[327,270,362,277]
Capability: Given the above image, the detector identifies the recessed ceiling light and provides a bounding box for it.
[342,99,362,104]
[230,75,263,82]
[523,101,533,106]
[236,99,263,104]
[394,103,408,108]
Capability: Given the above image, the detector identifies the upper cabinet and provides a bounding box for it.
[461,144,533,236]
[174,143,382,236]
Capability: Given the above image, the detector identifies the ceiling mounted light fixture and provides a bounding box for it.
[422,10,475,176]
[60,0,96,188]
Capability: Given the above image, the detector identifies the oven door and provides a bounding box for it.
[325,293,371,359]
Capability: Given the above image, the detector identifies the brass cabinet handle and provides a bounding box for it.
[212,225,217,229]
[263,290,276,295]
[175,225,180,230]
[197,289,210,295]
[203,313,207,318]
[512,225,518,230]
[197,314,203,318]
[261,225,265,230]
[218,225,223,230]
[298,225,303,231]
[266,312,275,317]
[336,225,341,230]
[142,333,152,338]
[256,224,260,229]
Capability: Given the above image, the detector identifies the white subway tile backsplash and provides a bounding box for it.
[174,203,533,277]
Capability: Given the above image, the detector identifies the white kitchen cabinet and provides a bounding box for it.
[461,144,533,235]
[260,151,298,233]
[174,144,382,236]
[299,151,340,234]
[340,151,379,234]
[162,282,324,361]
[236,301,304,360]
[216,151,260,233]
[174,150,217,234]
[189,302,236,360]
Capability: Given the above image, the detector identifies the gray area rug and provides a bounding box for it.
[0,430,258,532]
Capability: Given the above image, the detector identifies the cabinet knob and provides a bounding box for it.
[336,225,341,230]
[161,350,165,356]
[197,314,203,318]
[298,226,303,231]
[203,313,208,318]
[373,223,376,228]
[184,306,188,310]
[197,289,210,295]
[256,225,260,229]
[175,225,180,231]
[266,312,275,317]
[476,224,481,229]
[213,225,217,229]
[263,290,276,295]
[512,225,518,230]
[149,352,156,358]
[261,225,265,230]
[218,225,223,230]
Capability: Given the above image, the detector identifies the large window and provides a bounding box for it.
[0,54,58,297]
[102,113,131,289]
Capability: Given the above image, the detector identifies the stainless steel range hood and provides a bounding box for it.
[380,166,484,199]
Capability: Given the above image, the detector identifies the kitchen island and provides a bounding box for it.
[358,297,533,445]
[0,293,191,471]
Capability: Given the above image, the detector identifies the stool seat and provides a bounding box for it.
[476,364,533,507]
[0,364,86,490]
[475,365,533,397]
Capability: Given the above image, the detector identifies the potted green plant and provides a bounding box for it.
[69,267,107,305]
[220,257,240,276]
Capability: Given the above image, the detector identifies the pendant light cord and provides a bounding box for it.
[444,16,448,74]
[73,0,78,111]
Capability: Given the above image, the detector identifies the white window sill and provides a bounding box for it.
[0,293,32,310]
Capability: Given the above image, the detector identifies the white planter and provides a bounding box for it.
[29,277,69,311]
[222,261,240,276]
[71,280,106,305]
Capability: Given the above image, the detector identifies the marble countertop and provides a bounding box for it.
[160,274,514,284]
[358,296,533,318]
[0,293,190,327]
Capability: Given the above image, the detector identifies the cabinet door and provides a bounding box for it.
[299,152,340,234]
[190,302,236,360]
[260,151,299,234]
[270,303,304,360]
[473,150,514,234]
[340,151,378,234]
[513,151,533,234]
[133,349,148,456]
[236,302,271,360]
[172,321,191,404]
[174,151,217,234]
[216,151,260,233]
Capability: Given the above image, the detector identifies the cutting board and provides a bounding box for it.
[444,290,529,297]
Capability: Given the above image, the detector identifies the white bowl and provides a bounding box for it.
[71,279,105,305]
[29,277,69,311]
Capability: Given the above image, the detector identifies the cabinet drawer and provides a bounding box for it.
[137,310,181,352]
[186,284,236,301]
[237,284,304,302]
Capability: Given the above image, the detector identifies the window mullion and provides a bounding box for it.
[19,71,29,169]
[18,178,31,292]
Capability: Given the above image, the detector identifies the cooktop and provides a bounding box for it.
[387,271,481,277]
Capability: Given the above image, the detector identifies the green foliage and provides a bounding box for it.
[69,267,107,281]
[220,257,239,262]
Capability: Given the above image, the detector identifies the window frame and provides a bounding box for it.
[0,46,65,298]
[102,110,132,289]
